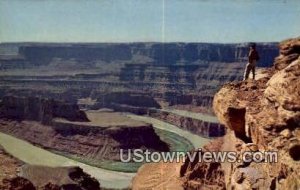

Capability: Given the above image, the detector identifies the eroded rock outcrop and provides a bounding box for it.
[95,91,161,108]
[0,119,169,161]
[149,109,225,137]
[131,161,184,190]
[0,96,89,124]
[0,96,169,162]
[180,138,225,190]
[132,37,299,190]
[210,37,300,189]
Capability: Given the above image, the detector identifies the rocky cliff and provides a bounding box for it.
[0,96,89,124]
[93,91,161,109]
[181,37,300,189]
[0,96,169,162]
[148,109,225,137]
[132,37,300,190]
[211,37,300,189]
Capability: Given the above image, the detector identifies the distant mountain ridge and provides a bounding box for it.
[0,42,279,68]
[0,42,280,116]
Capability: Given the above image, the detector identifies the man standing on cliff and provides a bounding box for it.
[244,43,260,80]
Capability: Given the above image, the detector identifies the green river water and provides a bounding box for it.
[0,114,211,189]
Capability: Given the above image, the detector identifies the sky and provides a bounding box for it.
[0,0,299,43]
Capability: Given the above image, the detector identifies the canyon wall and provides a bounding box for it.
[94,91,161,109]
[0,42,279,144]
[0,96,169,161]
[148,109,225,137]
[0,42,279,114]
[132,37,300,190]
[0,96,88,124]
[13,43,278,67]
[182,37,300,189]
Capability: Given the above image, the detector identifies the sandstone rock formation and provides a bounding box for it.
[149,109,225,137]
[132,138,226,190]
[180,138,225,190]
[274,38,300,70]
[131,161,184,190]
[90,91,161,113]
[95,91,161,108]
[0,96,89,124]
[0,96,169,162]
[133,37,300,190]
[211,37,300,189]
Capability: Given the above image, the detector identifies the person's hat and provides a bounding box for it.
[250,43,256,48]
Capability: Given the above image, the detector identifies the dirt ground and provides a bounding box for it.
[0,146,23,187]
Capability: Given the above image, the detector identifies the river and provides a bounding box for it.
[0,132,134,189]
[0,114,211,189]
[127,114,211,148]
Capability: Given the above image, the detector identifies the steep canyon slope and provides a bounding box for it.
[0,96,169,162]
[133,37,300,190]
[211,37,300,189]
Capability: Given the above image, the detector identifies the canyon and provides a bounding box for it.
[133,37,300,190]
[0,42,278,113]
[0,41,282,189]
[0,42,279,136]
[0,96,171,167]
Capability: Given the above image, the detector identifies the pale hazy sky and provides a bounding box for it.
[0,0,299,43]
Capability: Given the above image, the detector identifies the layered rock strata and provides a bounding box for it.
[148,109,225,137]
[132,37,300,190]
[0,96,88,124]
[0,42,279,113]
[211,37,300,189]
[0,96,169,161]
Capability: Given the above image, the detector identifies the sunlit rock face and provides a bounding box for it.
[132,37,300,190]
[211,37,300,190]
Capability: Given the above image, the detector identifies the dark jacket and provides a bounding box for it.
[248,49,259,63]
